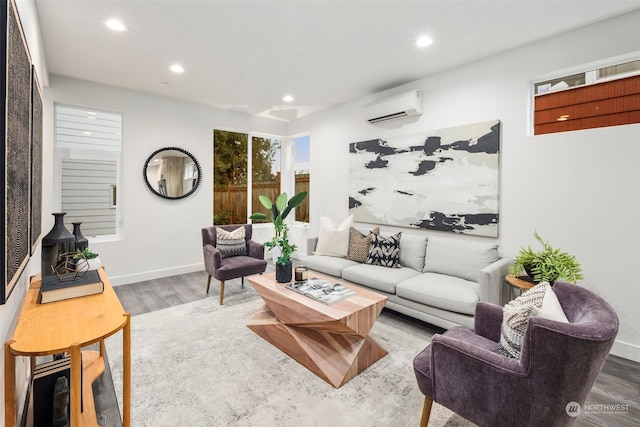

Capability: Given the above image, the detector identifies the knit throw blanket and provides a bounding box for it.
[499,282,549,358]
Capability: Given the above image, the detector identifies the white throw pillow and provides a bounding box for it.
[314,215,354,257]
[530,286,569,323]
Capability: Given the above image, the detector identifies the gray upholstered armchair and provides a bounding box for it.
[201,224,267,305]
[413,282,619,427]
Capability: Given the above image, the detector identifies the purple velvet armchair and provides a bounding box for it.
[201,224,267,305]
[413,282,619,427]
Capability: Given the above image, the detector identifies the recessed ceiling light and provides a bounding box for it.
[106,19,126,32]
[170,64,185,73]
[416,35,433,48]
[283,95,294,102]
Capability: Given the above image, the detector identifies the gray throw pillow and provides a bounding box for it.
[216,227,247,258]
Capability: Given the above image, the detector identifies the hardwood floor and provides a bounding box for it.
[114,270,640,426]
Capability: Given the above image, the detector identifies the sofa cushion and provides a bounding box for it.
[342,263,420,294]
[315,215,353,257]
[499,282,548,359]
[300,254,359,278]
[216,226,247,258]
[396,273,479,315]
[346,227,379,263]
[424,235,499,282]
[399,233,428,272]
[366,232,402,268]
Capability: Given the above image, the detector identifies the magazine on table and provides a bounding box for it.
[286,278,356,305]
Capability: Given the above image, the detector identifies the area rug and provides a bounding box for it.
[105,291,475,426]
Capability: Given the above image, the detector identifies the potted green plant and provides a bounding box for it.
[250,191,308,282]
[72,248,102,271]
[509,231,583,284]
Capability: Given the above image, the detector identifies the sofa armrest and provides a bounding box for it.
[203,244,222,273]
[474,302,503,342]
[247,239,265,260]
[306,237,318,256]
[478,257,512,306]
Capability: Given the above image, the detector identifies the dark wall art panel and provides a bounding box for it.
[349,120,501,237]
[2,0,33,303]
[31,67,42,254]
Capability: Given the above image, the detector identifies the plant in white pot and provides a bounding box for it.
[73,248,102,271]
[250,191,307,283]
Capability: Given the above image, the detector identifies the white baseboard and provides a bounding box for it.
[610,339,640,363]
[108,263,205,286]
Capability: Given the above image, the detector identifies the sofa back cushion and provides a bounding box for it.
[424,235,499,282]
[399,233,428,272]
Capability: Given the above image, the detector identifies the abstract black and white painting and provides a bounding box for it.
[349,120,501,237]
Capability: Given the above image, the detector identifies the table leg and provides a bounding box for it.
[123,313,131,427]
[70,343,82,427]
[4,341,16,427]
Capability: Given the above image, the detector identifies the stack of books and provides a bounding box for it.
[39,269,104,304]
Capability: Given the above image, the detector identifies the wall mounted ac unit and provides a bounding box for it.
[363,90,423,124]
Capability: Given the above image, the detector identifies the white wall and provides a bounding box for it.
[287,10,640,362]
[42,76,287,285]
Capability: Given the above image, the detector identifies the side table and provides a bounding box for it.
[505,274,535,300]
[4,267,130,427]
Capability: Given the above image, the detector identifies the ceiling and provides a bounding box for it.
[34,0,640,121]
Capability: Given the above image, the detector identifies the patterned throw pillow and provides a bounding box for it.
[499,282,549,359]
[365,232,402,268]
[216,227,247,258]
[346,227,380,263]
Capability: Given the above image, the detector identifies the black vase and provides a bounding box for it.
[72,222,88,251]
[41,213,75,277]
[275,260,293,283]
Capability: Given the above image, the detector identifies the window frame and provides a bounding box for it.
[53,103,123,240]
[529,51,640,136]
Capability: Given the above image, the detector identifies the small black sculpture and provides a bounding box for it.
[52,376,69,427]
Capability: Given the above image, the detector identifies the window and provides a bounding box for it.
[251,136,281,222]
[55,105,122,237]
[213,130,283,225]
[293,135,310,223]
[532,56,640,135]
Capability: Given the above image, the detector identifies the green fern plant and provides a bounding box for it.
[509,231,583,284]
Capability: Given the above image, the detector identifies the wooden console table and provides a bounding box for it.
[4,267,130,427]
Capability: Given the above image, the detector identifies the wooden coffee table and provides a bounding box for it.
[247,271,388,388]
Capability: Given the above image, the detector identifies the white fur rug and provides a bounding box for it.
[105,289,474,426]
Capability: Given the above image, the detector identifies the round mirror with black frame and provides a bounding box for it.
[143,147,202,200]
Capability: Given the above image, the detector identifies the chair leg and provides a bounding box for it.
[420,397,433,427]
[241,276,245,288]
[206,274,212,294]
[219,281,225,305]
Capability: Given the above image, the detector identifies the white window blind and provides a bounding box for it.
[55,104,122,237]
[55,106,122,152]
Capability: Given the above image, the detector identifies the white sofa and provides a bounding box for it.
[300,232,511,329]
